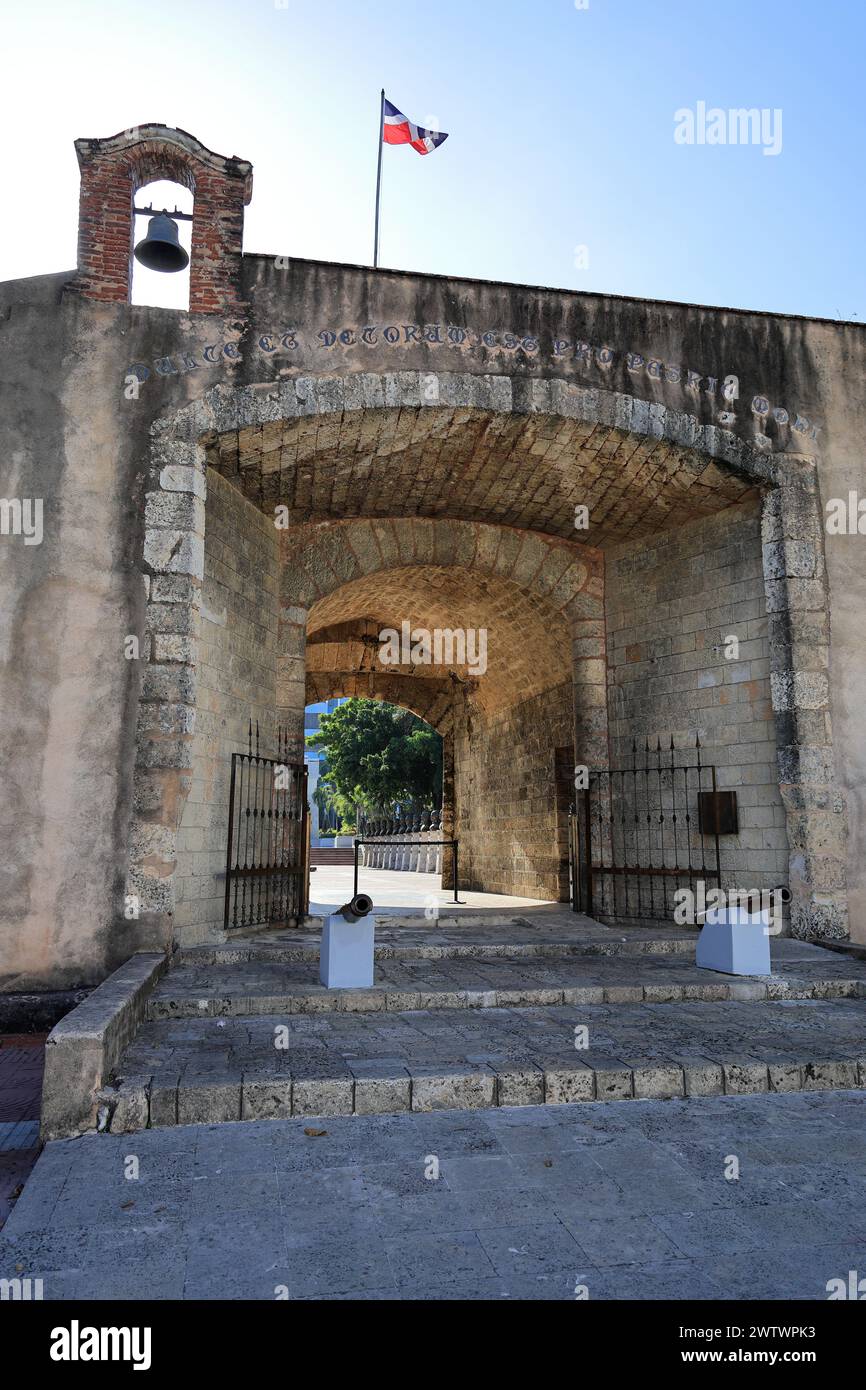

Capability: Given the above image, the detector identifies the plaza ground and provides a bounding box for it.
[4,882,866,1299]
[310,863,547,915]
[3,1092,866,1300]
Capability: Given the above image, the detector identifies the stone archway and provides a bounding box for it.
[303,670,456,889]
[128,370,846,945]
[290,519,602,901]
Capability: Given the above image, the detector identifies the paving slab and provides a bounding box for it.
[4,1091,866,1300]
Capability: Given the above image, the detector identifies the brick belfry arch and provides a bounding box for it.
[71,125,252,311]
[127,369,846,946]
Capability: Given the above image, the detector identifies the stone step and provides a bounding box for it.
[309,847,355,864]
[183,931,701,966]
[103,996,866,1132]
[147,952,866,1021]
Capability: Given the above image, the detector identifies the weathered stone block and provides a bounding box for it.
[493,1064,545,1107]
[160,464,207,499]
[410,1067,496,1111]
[768,1062,802,1092]
[153,634,196,664]
[353,1074,411,1115]
[589,1058,634,1100]
[291,1076,354,1116]
[680,1058,725,1097]
[177,1080,241,1125]
[241,1076,293,1119]
[801,1060,859,1090]
[631,1065,685,1100]
[145,490,205,534]
[144,530,204,579]
[542,1059,595,1105]
[722,1060,769,1094]
[110,1077,150,1133]
[149,1074,179,1126]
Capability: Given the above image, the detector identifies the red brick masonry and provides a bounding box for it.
[0,1035,45,1229]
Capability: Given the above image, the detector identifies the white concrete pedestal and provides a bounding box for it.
[696,908,771,976]
[320,914,375,988]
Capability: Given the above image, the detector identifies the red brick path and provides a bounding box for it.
[0,1035,46,1229]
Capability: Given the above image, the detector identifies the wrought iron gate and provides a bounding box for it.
[224,722,309,931]
[569,737,722,922]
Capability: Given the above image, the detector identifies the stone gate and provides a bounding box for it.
[2,124,864,1004]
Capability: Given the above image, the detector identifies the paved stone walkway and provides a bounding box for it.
[311,865,551,915]
[93,923,866,1132]
[148,941,866,1019]
[206,910,709,960]
[104,995,866,1130]
[4,1091,866,1299]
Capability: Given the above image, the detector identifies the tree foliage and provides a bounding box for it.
[307,699,442,813]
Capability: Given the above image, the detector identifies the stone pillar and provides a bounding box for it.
[432,812,443,875]
[277,604,308,763]
[419,814,432,873]
[571,555,609,771]
[762,464,848,940]
[570,560,610,912]
[129,438,206,949]
[397,818,409,871]
[371,821,382,870]
[408,816,420,871]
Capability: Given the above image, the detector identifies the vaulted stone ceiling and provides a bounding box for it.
[305,662,456,735]
[304,567,573,716]
[206,407,756,548]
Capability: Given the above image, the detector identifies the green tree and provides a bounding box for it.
[307,700,442,813]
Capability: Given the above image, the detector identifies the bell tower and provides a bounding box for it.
[70,124,253,314]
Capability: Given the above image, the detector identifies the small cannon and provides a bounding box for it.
[336,893,373,923]
[320,895,376,988]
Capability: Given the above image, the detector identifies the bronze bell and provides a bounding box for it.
[133,211,189,273]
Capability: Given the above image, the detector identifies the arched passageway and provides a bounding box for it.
[132,373,843,946]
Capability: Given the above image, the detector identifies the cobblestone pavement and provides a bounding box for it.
[0,1035,46,1229]
[3,1091,866,1300]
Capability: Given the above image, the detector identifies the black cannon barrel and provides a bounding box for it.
[337,893,374,923]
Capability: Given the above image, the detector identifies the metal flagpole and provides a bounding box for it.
[373,88,385,268]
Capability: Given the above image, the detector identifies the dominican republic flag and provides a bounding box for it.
[383,99,449,155]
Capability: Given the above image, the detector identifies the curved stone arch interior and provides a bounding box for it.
[132,372,845,944]
[306,671,456,735]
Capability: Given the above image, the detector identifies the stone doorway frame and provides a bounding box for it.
[127,371,847,947]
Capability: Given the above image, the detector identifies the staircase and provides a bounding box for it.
[310,847,355,865]
[96,918,866,1134]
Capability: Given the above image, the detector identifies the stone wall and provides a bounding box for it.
[5,158,866,997]
[173,470,280,944]
[605,496,788,896]
[453,682,574,900]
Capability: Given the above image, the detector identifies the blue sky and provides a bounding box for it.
[2,0,863,319]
